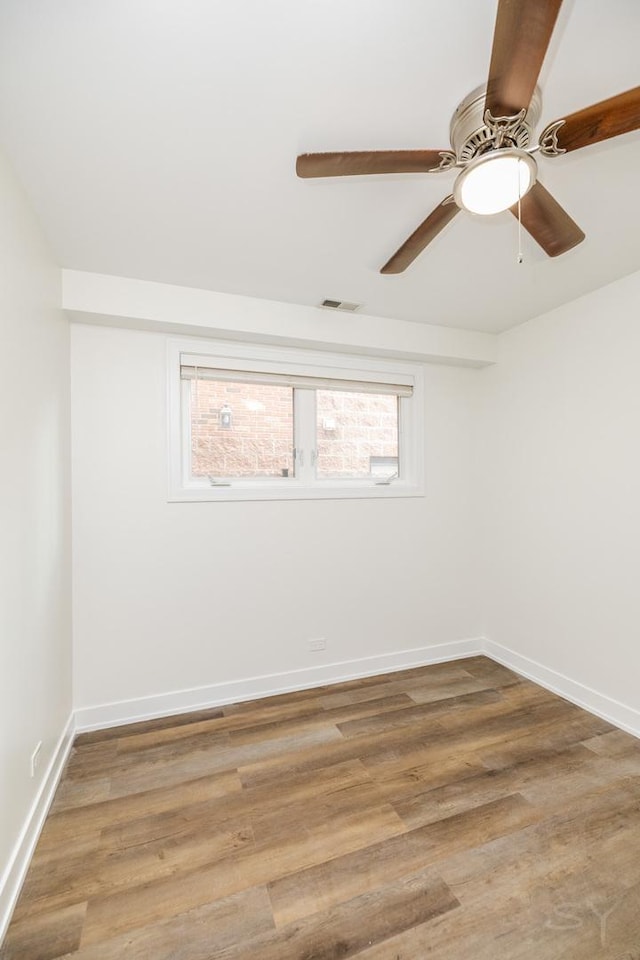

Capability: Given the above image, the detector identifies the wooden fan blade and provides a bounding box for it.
[545,86,640,153]
[296,150,447,178]
[380,198,459,274]
[510,181,584,257]
[486,0,563,116]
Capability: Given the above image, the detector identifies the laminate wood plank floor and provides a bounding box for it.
[3,656,640,960]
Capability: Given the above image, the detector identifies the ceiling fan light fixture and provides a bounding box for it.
[453,149,537,216]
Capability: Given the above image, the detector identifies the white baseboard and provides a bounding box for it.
[72,638,640,738]
[484,639,640,739]
[0,712,75,944]
[74,637,484,732]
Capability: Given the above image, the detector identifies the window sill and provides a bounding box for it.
[168,481,425,503]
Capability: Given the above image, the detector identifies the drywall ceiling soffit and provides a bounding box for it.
[0,0,638,335]
[61,271,498,367]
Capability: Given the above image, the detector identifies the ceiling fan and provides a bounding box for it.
[296,0,640,273]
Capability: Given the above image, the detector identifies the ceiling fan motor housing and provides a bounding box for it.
[450,84,542,161]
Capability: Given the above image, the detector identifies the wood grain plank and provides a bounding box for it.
[438,778,640,903]
[215,871,459,960]
[322,691,417,723]
[582,728,640,758]
[63,740,119,779]
[336,688,503,739]
[459,656,524,687]
[14,815,255,921]
[35,769,242,850]
[359,699,579,782]
[50,777,112,813]
[74,706,225,745]
[49,886,274,960]
[100,758,375,850]
[66,730,235,797]
[405,675,497,705]
[3,659,640,960]
[236,715,451,790]
[107,724,342,799]
[477,712,615,770]
[111,696,325,752]
[392,743,595,829]
[79,803,407,946]
[269,793,537,928]
[0,902,86,960]
[318,664,477,710]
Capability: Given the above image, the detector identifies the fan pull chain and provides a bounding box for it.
[516,159,524,264]
[517,193,523,264]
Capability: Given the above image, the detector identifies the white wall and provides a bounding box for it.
[70,323,483,719]
[480,269,640,713]
[0,151,71,931]
[64,265,640,733]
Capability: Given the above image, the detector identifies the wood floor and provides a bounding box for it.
[3,656,640,960]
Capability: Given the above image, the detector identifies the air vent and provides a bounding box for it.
[319,299,361,312]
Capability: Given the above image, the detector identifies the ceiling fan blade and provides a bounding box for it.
[296,150,448,178]
[486,0,563,116]
[510,181,584,257]
[380,198,459,274]
[544,86,640,154]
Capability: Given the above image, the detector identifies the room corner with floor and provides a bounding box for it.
[1,1,640,957]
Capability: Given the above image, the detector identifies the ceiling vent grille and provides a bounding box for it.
[319,299,361,312]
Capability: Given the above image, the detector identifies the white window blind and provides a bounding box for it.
[180,364,413,397]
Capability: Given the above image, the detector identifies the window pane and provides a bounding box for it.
[190,379,294,479]
[316,390,399,479]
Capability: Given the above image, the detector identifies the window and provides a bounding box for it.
[187,376,295,480]
[167,339,424,501]
[315,389,398,480]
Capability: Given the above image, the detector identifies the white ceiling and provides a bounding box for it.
[0,0,638,334]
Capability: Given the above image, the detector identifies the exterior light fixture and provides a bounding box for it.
[219,404,232,429]
[453,148,537,216]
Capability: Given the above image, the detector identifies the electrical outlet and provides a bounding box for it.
[30,741,42,778]
[308,637,326,652]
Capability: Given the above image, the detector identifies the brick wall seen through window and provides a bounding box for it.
[190,381,398,479]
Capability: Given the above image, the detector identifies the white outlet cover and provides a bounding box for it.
[308,638,326,651]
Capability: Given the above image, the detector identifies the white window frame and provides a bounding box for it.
[167,337,425,502]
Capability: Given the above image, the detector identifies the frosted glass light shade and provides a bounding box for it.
[454,149,537,216]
